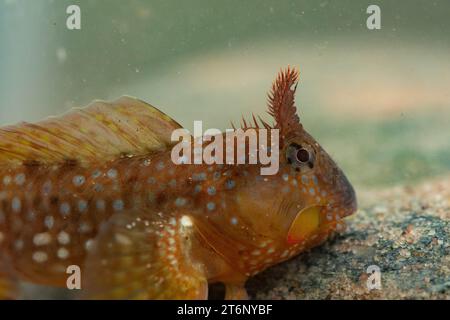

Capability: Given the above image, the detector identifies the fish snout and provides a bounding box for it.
[334,171,357,217]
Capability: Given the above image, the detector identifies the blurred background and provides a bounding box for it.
[1,0,449,190]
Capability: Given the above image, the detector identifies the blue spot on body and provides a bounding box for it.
[113,200,124,211]
[175,197,187,207]
[226,180,236,190]
[312,175,319,185]
[168,179,177,188]
[207,186,216,196]
[78,200,87,212]
[207,202,216,211]
[156,162,165,170]
[194,185,202,194]
[192,172,207,181]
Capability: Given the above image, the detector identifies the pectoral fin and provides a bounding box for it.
[81,211,208,300]
[225,284,249,300]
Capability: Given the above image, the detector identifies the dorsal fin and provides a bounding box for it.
[0,96,182,166]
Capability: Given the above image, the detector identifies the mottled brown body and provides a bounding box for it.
[0,68,356,299]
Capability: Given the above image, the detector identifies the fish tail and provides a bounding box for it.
[82,211,208,300]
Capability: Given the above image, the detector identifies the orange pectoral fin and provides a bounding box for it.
[225,284,249,300]
[287,206,321,245]
[81,211,208,300]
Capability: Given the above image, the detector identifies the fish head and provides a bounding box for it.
[262,67,357,245]
[281,129,357,244]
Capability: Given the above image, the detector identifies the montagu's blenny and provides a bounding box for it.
[0,67,356,299]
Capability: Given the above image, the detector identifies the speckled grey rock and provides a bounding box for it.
[247,179,450,299]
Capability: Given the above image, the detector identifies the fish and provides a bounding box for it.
[0,67,357,300]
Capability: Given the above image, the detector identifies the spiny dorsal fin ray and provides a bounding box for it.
[0,96,183,165]
[238,67,302,138]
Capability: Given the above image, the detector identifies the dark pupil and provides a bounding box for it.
[296,148,310,163]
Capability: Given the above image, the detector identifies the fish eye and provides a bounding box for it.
[296,148,310,163]
[286,143,315,171]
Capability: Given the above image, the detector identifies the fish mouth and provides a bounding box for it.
[287,205,347,245]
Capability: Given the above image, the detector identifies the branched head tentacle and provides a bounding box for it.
[267,66,302,142]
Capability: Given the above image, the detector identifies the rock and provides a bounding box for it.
[247,178,450,299]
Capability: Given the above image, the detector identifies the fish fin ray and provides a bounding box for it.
[225,283,249,300]
[0,96,182,165]
[81,211,208,300]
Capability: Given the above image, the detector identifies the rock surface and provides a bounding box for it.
[247,178,450,299]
